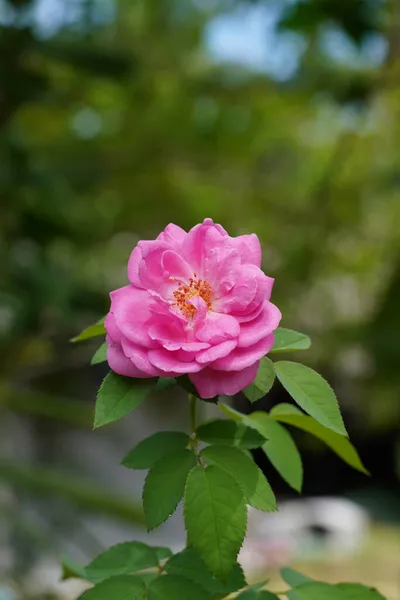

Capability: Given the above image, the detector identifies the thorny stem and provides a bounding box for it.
[189,393,197,433]
[188,393,205,468]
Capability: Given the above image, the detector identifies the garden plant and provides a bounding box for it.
[64,219,385,600]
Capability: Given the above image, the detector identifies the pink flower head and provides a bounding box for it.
[105,219,281,398]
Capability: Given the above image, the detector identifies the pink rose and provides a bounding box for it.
[105,218,281,398]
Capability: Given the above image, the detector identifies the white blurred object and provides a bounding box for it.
[22,558,90,599]
[239,497,369,574]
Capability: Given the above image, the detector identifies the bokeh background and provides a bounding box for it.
[1,0,399,598]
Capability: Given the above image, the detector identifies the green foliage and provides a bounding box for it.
[143,449,196,531]
[274,361,347,436]
[165,548,246,596]
[336,583,387,599]
[61,555,91,582]
[91,343,108,365]
[201,445,276,511]
[78,575,146,599]
[243,357,275,403]
[196,419,265,449]
[270,329,311,354]
[84,542,161,583]
[121,431,190,470]
[245,412,303,492]
[281,567,312,587]
[148,574,213,600]
[156,377,176,391]
[237,591,280,600]
[71,319,106,343]
[184,465,247,580]
[94,373,155,428]
[271,404,368,474]
[286,581,346,600]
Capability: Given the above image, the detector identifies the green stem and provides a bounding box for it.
[189,393,197,433]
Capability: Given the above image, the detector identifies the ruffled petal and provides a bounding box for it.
[195,311,240,344]
[195,339,237,364]
[237,302,281,348]
[105,312,123,344]
[229,233,261,267]
[112,286,156,348]
[211,334,274,371]
[107,343,151,378]
[157,223,187,247]
[147,349,202,373]
[182,219,226,277]
[161,250,193,282]
[215,272,258,314]
[189,362,259,398]
[120,338,161,376]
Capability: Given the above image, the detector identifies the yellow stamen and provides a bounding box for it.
[173,274,213,318]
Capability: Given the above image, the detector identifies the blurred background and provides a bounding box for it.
[0,0,399,598]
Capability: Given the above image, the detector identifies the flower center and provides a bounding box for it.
[172,273,213,318]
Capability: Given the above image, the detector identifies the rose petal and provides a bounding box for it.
[112,286,156,348]
[230,233,262,267]
[195,339,237,364]
[237,302,281,348]
[107,343,151,378]
[195,311,240,344]
[157,223,187,247]
[161,250,193,282]
[182,220,226,277]
[189,362,259,398]
[121,338,161,376]
[211,334,275,371]
[147,349,202,373]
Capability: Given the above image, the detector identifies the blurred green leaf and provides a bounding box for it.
[270,329,311,354]
[91,342,108,365]
[196,419,265,449]
[72,318,106,343]
[244,357,275,403]
[271,404,368,474]
[121,431,190,470]
[274,362,347,436]
[94,373,155,428]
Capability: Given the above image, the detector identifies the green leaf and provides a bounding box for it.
[274,361,347,436]
[165,548,246,595]
[143,449,196,531]
[243,357,275,403]
[196,419,265,449]
[148,574,213,600]
[60,555,90,582]
[270,328,311,353]
[201,446,276,511]
[156,377,176,391]
[121,431,190,470]
[271,404,368,474]
[281,567,312,587]
[336,583,387,600]
[91,343,108,365]
[84,542,160,583]
[155,546,173,561]
[71,318,106,343]
[220,403,247,422]
[245,412,303,492]
[94,372,155,428]
[237,591,279,600]
[78,575,146,599]
[184,465,247,580]
[287,582,346,600]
